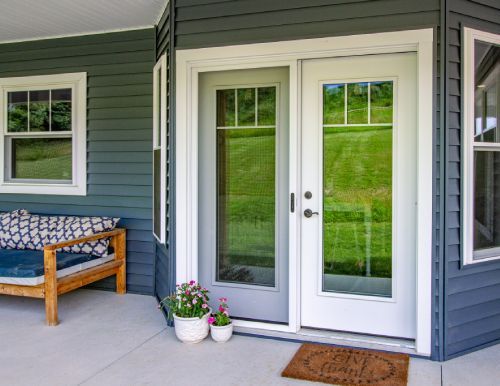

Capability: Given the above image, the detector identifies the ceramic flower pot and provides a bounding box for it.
[210,322,233,343]
[173,311,210,344]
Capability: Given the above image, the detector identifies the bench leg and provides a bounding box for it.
[45,290,58,326]
[115,231,126,295]
[44,250,59,326]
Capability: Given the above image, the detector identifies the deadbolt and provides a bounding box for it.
[304,191,312,199]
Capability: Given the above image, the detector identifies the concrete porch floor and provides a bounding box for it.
[0,290,498,386]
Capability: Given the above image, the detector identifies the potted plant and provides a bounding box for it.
[159,280,210,344]
[208,297,233,343]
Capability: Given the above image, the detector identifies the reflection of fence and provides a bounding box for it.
[325,203,372,277]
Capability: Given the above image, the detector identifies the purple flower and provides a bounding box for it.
[189,280,196,285]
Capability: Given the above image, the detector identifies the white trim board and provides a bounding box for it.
[176,29,434,356]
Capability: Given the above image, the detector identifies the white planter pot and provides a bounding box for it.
[210,322,233,343]
[173,312,210,344]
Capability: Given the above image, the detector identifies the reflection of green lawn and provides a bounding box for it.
[15,139,72,180]
[221,125,392,279]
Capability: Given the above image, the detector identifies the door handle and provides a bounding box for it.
[304,209,319,218]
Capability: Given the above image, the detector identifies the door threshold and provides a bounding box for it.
[234,326,420,356]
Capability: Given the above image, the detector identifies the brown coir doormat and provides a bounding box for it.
[282,343,409,386]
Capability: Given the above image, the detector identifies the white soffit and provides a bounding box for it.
[0,0,167,44]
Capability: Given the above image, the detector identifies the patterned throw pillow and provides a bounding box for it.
[0,210,50,250]
[47,216,120,257]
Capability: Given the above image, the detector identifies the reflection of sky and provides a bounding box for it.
[324,84,344,91]
[475,118,497,136]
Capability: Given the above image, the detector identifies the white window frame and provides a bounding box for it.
[152,54,167,243]
[0,72,87,195]
[463,27,500,265]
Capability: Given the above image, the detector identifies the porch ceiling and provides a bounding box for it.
[0,0,167,44]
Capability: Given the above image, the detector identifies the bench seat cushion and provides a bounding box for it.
[0,249,114,286]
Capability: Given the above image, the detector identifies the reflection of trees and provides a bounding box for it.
[52,102,71,131]
[8,99,71,132]
[8,103,28,131]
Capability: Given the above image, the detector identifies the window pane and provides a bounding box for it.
[29,90,50,132]
[237,88,256,126]
[11,138,72,181]
[323,84,345,125]
[153,148,162,238]
[474,41,499,143]
[217,89,236,127]
[347,82,368,124]
[474,151,500,258]
[257,87,276,126]
[7,91,28,132]
[370,81,394,124]
[217,128,276,286]
[323,121,392,297]
[51,89,72,132]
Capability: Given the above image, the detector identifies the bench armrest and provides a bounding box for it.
[43,228,126,251]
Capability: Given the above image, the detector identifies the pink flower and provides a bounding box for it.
[186,303,192,308]
[208,316,215,325]
[223,310,229,316]
[192,299,197,305]
[202,304,208,309]
[189,280,196,285]
[218,305,225,313]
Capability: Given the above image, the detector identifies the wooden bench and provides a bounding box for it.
[0,228,126,326]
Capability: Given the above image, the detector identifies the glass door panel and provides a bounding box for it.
[322,81,394,297]
[216,87,277,287]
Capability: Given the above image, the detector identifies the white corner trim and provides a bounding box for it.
[0,72,87,196]
[176,28,434,355]
[153,54,168,244]
[462,28,500,266]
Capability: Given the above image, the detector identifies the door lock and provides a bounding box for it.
[304,209,319,218]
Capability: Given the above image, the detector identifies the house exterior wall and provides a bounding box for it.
[0,29,157,295]
[442,0,500,360]
[171,0,443,358]
[167,0,499,360]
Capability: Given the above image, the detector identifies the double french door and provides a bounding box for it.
[198,53,418,338]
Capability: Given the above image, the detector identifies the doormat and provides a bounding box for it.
[282,343,409,386]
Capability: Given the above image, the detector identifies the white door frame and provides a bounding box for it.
[175,29,434,356]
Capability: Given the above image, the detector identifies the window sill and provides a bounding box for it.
[0,182,86,196]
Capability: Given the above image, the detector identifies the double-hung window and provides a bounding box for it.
[0,73,87,195]
[153,55,167,243]
[463,28,500,264]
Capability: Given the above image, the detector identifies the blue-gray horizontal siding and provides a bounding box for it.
[443,0,500,359]
[0,28,156,295]
[175,0,440,48]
